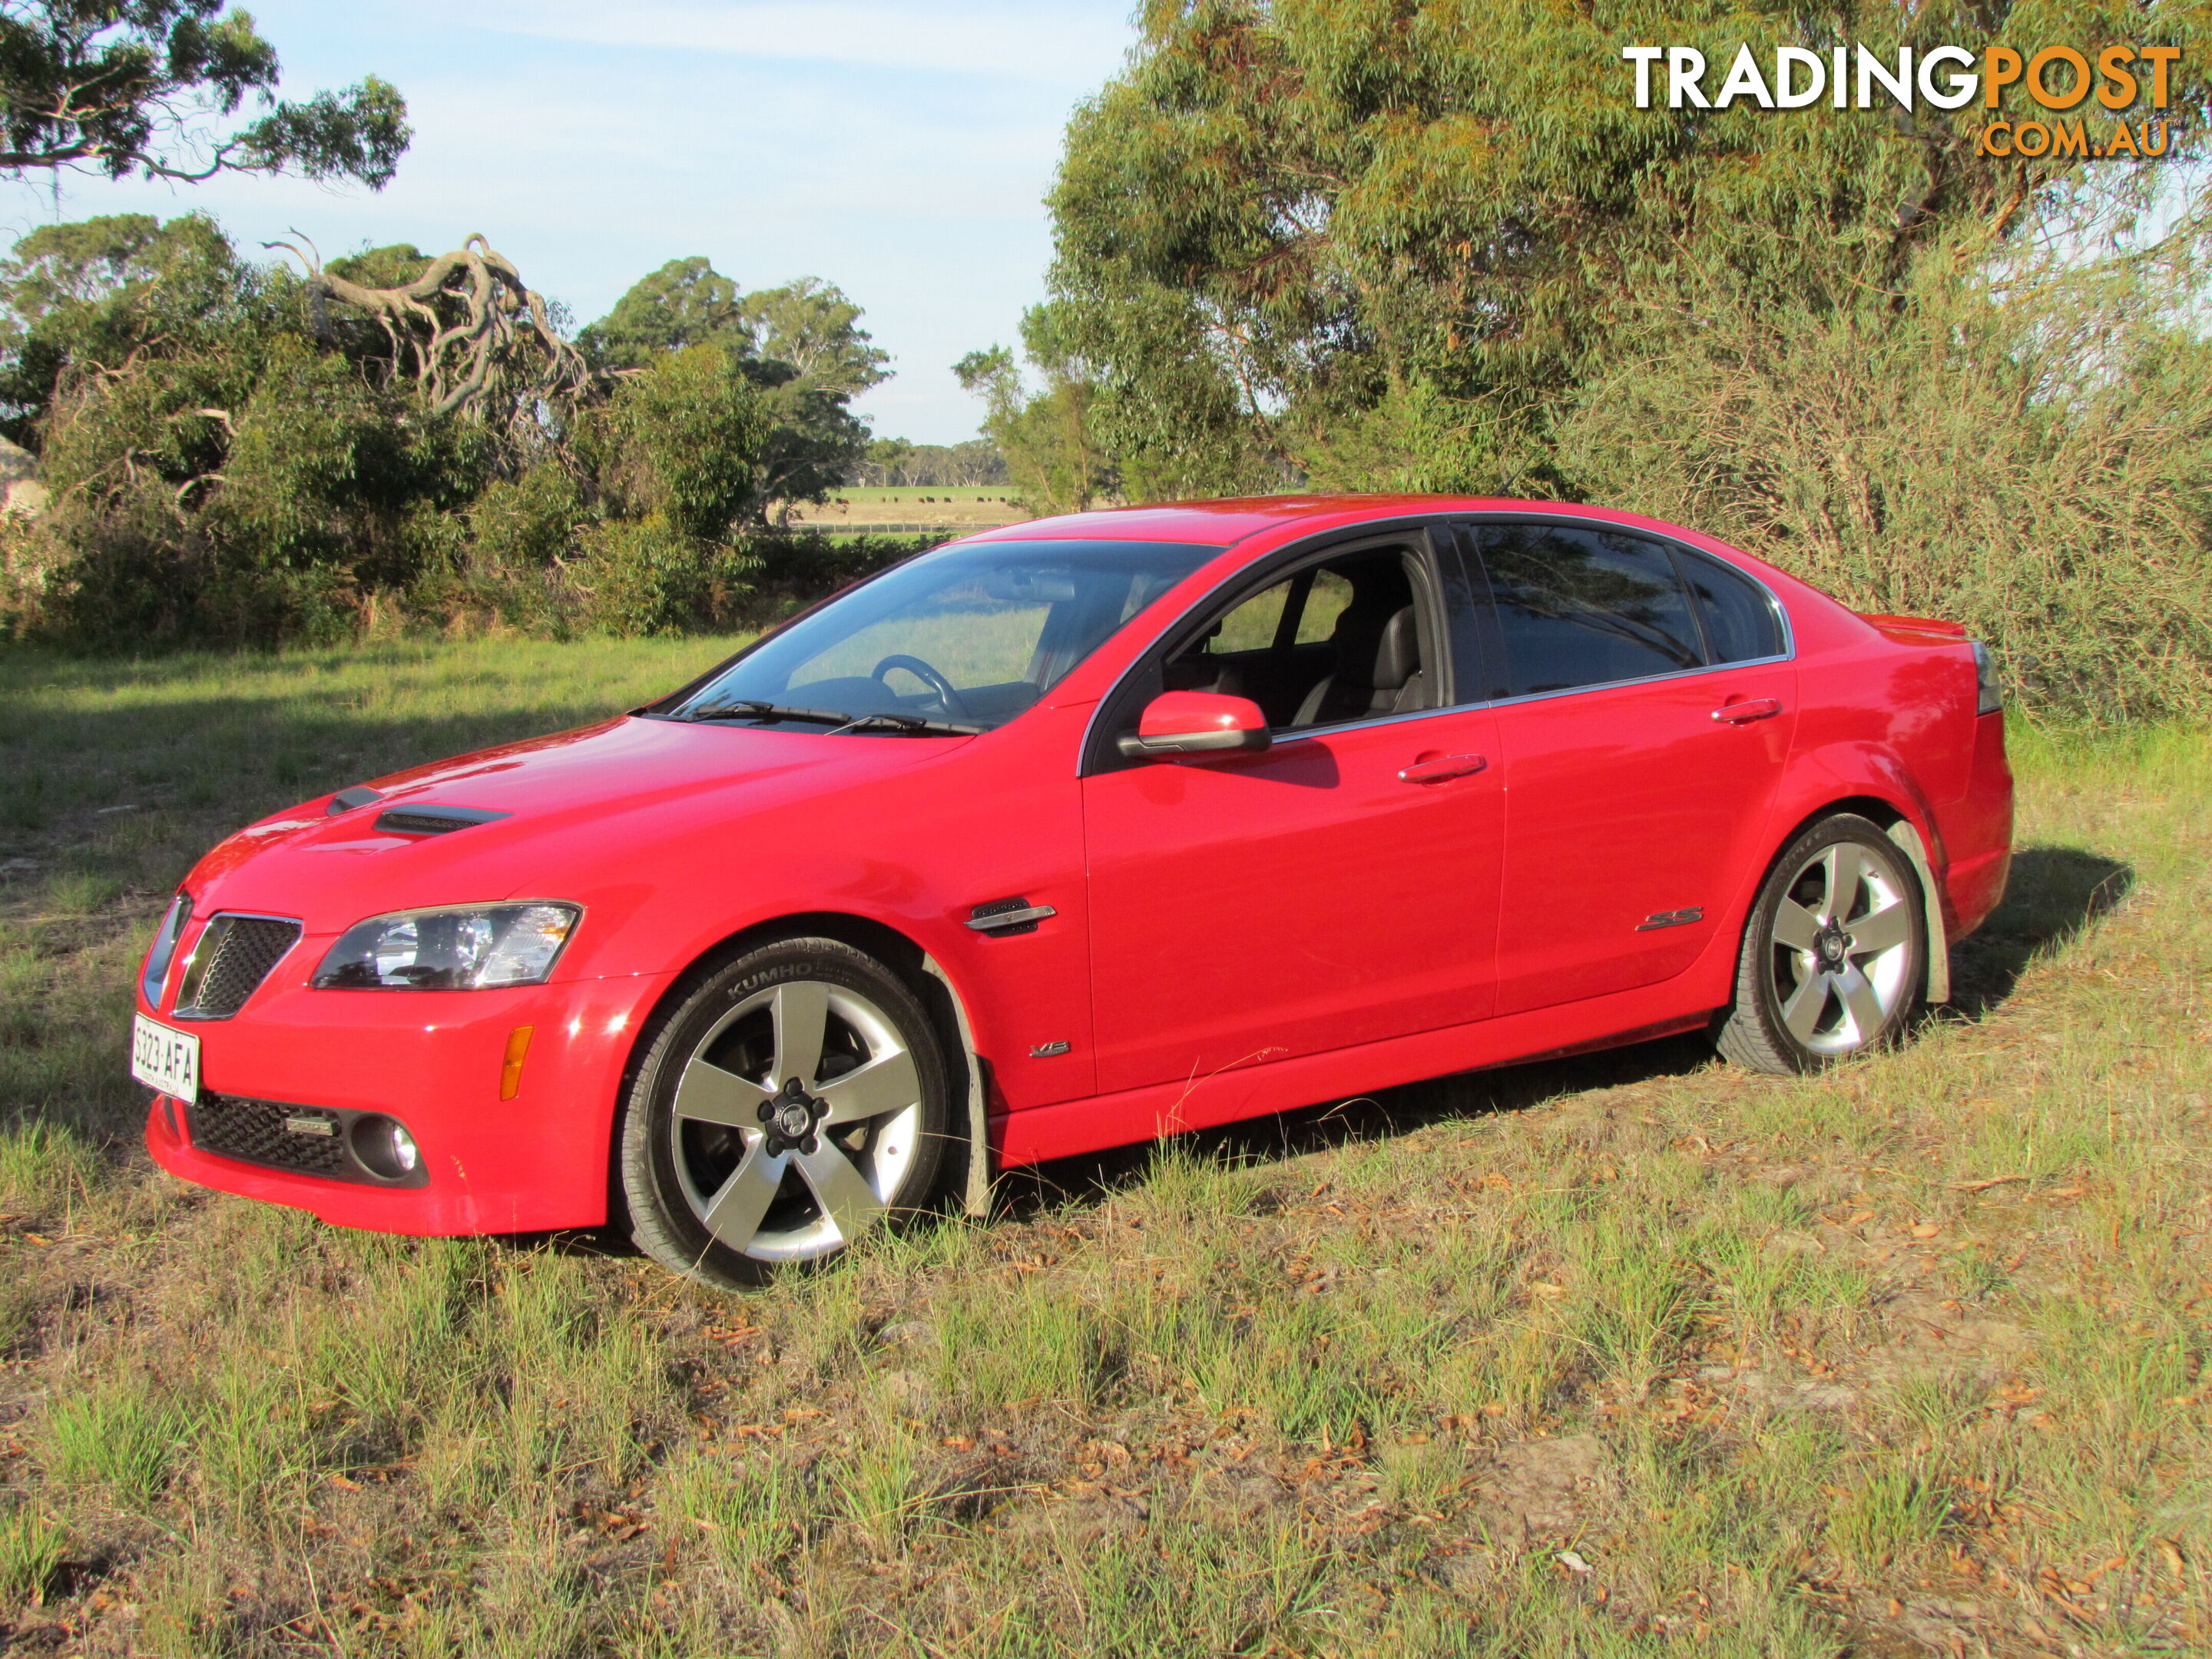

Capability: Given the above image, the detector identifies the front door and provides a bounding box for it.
[1083,536,1505,1096]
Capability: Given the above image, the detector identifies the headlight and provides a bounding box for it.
[1970,640,2003,716]
[312,903,580,990]
[141,891,192,1006]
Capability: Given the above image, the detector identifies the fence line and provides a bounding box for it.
[795,521,1026,536]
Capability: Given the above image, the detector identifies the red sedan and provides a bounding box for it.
[134,497,2013,1287]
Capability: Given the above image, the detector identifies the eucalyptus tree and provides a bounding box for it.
[0,0,407,185]
[1042,0,2212,494]
[582,259,889,522]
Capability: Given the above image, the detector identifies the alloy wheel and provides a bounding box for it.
[668,977,925,1263]
[1764,839,1916,1056]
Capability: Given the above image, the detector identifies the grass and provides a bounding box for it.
[791,485,1029,535]
[832,487,1016,504]
[0,637,2207,1654]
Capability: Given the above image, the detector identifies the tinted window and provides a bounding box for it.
[1678,549,1783,663]
[1479,525,1704,695]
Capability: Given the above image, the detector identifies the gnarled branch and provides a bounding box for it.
[267,233,591,419]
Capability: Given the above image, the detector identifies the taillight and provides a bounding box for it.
[141,891,192,1007]
[1970,641,2002,716]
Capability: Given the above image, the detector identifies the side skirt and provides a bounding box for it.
[992,979,1720,1169]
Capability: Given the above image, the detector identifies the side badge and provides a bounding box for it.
[1636,906,1705,932]
[1028,1040,1071,1058]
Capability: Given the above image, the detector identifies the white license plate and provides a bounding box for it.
[131,1014,200,1104]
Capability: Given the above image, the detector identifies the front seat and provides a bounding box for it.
[1292,604,1428,727]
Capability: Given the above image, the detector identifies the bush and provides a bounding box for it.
[569,518,757,637]
[388,528,939,641]
[1555,226,2212,723]
[591,340,773,539]
[469,460,580,568]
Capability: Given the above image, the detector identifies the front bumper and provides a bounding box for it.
[143,970,676,1235]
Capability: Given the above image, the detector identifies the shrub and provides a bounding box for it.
[570,517,757,637]
[1555,225,2212,722]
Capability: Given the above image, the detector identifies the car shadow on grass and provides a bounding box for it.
[1002,840,2135,1219]
[1939,843,2133,1018]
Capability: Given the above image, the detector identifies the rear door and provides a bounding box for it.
[1457,520,1796,1015]
[1081,530,1505,1095]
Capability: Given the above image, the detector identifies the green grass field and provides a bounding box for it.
[0,639,2206,1656]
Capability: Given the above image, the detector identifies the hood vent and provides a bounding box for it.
[326,786,384,816]
[373,805,512,836]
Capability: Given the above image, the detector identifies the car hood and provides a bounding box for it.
[183,714,963,936]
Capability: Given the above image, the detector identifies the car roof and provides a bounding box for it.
[963,495,1681,548]
[958,494,1854,646]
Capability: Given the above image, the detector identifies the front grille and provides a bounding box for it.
[189,1093,353,1178]
[174,916,301,1019]
[186,1093,427,1187]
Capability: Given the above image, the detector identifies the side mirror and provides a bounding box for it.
[1116,691,1272,760]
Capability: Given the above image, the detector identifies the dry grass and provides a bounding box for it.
[790,488,1028,532]
[0,638,2204,1656]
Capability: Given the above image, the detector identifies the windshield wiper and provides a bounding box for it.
[681,700,849,726]
[680,700,981,736]
[824,712,985,737]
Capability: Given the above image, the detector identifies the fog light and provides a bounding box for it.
[349,1113,421,1181]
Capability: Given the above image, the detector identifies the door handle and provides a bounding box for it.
[1710,697,1782,724]
[1399,753,1488,784]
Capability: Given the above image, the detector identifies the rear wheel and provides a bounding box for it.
[618,937,953,1290]
[1715,814,1926,1075]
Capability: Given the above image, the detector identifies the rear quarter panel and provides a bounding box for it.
[1650,529,2008,942]
[1750,589,2005,940]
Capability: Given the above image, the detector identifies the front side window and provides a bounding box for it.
[1478,525,1704,697]
[1164,547,1433,730]
[670,540,1218,733]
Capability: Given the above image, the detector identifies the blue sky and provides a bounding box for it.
[0,1,1141,445]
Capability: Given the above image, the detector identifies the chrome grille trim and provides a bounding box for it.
[172,913,302,1020]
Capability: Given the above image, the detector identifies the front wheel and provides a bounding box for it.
[617,937,954,1290]
[1715,814,1927,1075]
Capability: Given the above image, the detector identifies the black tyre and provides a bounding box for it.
[1714,814,1927,1076]
[617,936,954,1290]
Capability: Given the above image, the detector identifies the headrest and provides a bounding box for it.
[1371,606,1419,689]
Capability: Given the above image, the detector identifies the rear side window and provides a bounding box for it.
[1677,549,1783,663]
[1477,525,1704,696]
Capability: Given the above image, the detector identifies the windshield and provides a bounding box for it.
[669,539,1221,733]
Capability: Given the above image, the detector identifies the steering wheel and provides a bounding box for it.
[869,654,972,720]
